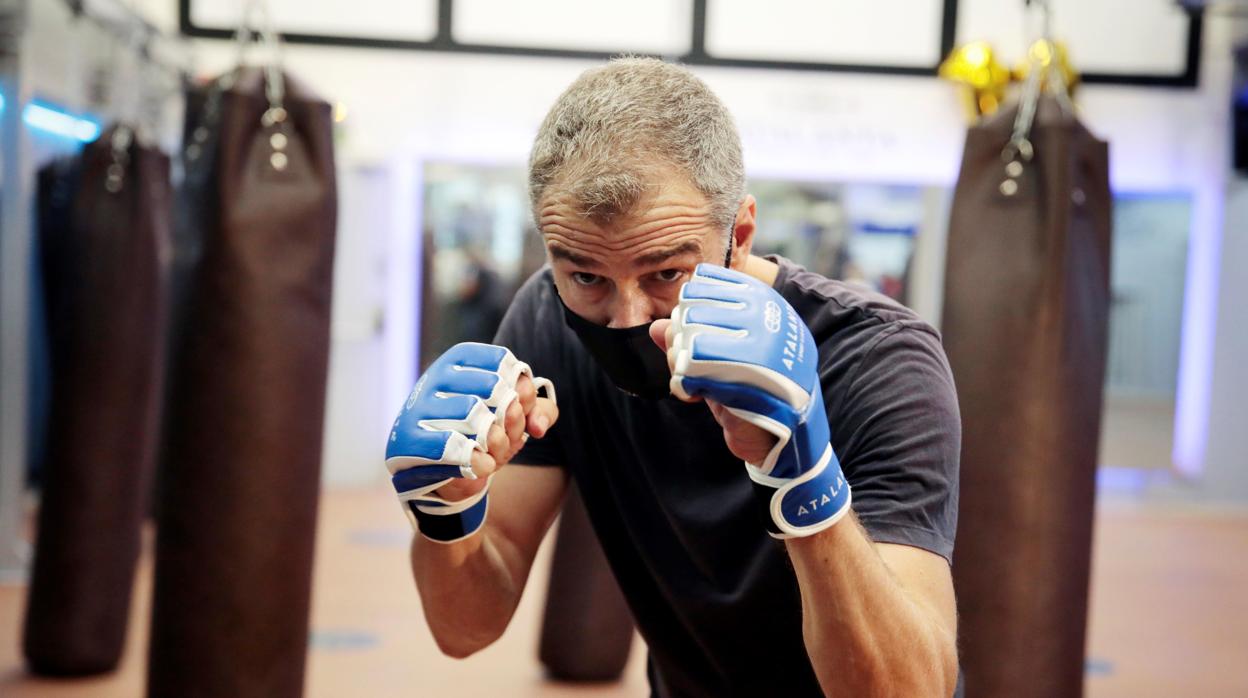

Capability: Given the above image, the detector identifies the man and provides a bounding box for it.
[386,58,960,697]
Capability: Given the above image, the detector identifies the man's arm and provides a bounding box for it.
[784,326,960,697]
[709,401,958,697]
[388,350,566,660]
[787,519,958,697]
[657,264,960,697]
[411,463,568,658]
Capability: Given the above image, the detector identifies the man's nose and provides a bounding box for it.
[606,286,657,329]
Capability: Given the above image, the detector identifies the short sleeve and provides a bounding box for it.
[492,269,566,468]
[827,325,961,563]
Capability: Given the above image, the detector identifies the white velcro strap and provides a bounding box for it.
[396,477,493,540]
[485,357,557,423]
[400,474,491,514]
[486,352,528,426]
[769,445,852,539]
[383,429,482,479]
[419,397,495,465]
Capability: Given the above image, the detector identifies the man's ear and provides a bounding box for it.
[728,195,757,270]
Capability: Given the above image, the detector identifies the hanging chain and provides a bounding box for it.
[105,124,132,194]
[230,0,290,172]
[999,0,1075,198]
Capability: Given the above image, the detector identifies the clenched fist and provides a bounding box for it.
[651,264,851,539]
[385,343,557,543]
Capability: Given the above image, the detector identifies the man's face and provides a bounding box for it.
[539,172,753,328]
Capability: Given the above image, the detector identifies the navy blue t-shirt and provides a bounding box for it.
[496,256,960,697]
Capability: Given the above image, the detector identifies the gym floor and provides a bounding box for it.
[1,488,1245,697]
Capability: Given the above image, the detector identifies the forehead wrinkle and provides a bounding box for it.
[540,187,713,230]
[612,223,709,252]
[618,209,714,238]
[541,208,717,252]
[539,202,710,229]
[545,222,710,255]
[539,187,720,269]
[544,228,708,267]
[544,218,718,250]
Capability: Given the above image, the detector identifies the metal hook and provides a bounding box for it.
[1022,0,1074,114]
[232,0,287,114]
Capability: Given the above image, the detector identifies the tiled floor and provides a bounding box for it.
[1,488,1246,697]
[1084,499,1248,696]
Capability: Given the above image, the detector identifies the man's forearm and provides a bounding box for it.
[786,514,958,697]
[410,524,527,658]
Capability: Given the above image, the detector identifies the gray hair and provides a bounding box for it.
[528,57,745,238]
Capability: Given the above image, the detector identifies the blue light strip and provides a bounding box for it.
[21,101,101,142]
[1172,187,1222,478]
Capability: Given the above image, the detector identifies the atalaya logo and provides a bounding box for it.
[780,305,804,371]
[764,301,782,333]
[405,374,428,410]
[795,475,846,517]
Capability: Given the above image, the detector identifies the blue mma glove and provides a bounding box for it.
[385,342,556,543]
[669,264,851,538]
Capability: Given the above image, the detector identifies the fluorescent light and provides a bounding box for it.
[22,102,101,142]
[1172,187,1222,477]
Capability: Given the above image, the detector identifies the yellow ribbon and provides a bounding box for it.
[939,41,1012,122]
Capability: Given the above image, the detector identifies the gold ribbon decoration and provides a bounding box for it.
[939,41,1012,121]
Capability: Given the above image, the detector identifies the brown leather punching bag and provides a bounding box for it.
[24,128,171,676]
[148,67,337,698]
[539,485,635,681]
[942,94,1112,698]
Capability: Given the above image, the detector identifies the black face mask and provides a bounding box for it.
[557,239,734,401]
[560,296,673,400]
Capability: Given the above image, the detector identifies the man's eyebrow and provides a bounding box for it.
[633,240,704,269]
[546,243,603,269]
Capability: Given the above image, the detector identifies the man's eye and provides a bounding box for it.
[654,269,684,283]
[571,272,602,286]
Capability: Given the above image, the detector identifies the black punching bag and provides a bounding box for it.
[24,128,171,676]
[539,485,635,681]
[148,67,337,698]
[942,94,1112,698]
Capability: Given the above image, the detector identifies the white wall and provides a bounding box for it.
[123,1,1245,492]
[1201,178,1248,502]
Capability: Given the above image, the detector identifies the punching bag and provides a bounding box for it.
[161,78,221,441]
[148,66,337,698]
[539,485,635,681]
[942,94,1112,698]
[147,72,222,518]
[24,128,172,676]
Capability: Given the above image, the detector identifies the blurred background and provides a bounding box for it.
[0,1,1245,696]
